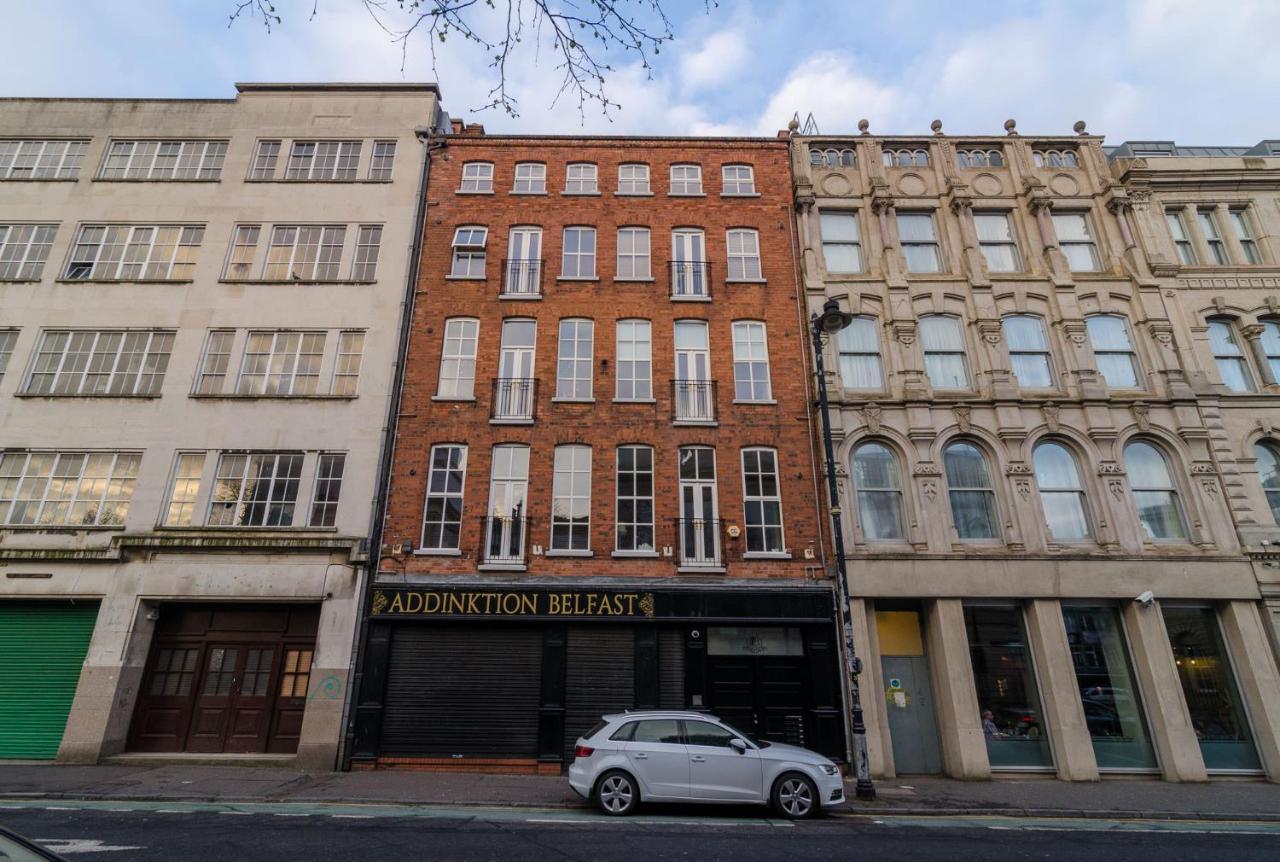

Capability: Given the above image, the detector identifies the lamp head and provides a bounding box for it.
[815,299,854,334]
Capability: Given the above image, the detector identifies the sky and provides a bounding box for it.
[3,0,1278,144]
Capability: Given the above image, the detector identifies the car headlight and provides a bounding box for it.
[821,764,838,776]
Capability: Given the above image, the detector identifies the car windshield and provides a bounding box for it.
[717,718,771,748]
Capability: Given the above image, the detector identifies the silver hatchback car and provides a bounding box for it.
[567,710,845,819]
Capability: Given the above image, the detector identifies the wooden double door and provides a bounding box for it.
[129,604,318,755]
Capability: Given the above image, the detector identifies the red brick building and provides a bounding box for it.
[350,128,844,771]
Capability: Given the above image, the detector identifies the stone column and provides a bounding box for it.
[850,598,893,778]
[1185,204,1213,265]
[1023,599,1099,781]
[1121,601,1208,782]
[924,599,991,778]
[295,561,363,770]
[1241,324,1277,387]
[1217,203,1247,264]
[1218,600,1280,782]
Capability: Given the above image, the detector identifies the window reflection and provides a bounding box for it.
[964,604,1053,768]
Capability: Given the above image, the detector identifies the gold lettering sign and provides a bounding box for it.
[371,589,656,619]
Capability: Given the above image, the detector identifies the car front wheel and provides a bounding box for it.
[772,772,818,819]
[595,770,639,816]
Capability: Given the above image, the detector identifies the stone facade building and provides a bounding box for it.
[348,129,846,771]
[792,123,1280,781]
[0,83,441,768]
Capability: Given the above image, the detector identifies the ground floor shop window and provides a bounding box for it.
[963,604,1053,768]
[1162,604,1262,771]
[1062,605,1158,770]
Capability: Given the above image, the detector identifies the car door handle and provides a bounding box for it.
[633,753,648,760]
[690,755,706,763]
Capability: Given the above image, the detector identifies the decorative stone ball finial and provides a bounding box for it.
[1004,118,1018,136]
[858,118,870,135]
[787,116,800,132]
[1073,120,1087,136]
[930,119,943,135]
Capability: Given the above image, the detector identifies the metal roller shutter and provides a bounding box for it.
[381,625,542,758]
[0,601,99,759]
[563,626,635,758]
[659,629,685,709]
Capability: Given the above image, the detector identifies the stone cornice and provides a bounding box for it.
[0,530,367,563]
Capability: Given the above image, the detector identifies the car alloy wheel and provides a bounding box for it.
[596,771,637,816]
[774,774,816,819]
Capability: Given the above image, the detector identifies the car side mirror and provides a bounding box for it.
[730,738,748,754]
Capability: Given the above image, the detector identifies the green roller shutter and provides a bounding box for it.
[0,602,99,759]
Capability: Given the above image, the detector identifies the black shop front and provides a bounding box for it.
[348,582,845,771]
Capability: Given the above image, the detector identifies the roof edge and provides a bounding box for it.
[235,82,439,94]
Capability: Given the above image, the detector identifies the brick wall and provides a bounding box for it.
[382,135,826,581]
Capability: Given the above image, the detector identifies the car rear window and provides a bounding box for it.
[609,721,638,742]
[584,720,610,740]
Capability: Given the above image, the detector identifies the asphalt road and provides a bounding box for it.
[2,800,1279,861]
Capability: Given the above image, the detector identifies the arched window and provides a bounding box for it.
[1254,441,1280,525]
[944,441,999,540]
[1123,440,1187,541]
[1034,441,1090,541]
[852,442,904,540]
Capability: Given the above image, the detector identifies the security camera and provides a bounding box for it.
[1136,590,1155,608]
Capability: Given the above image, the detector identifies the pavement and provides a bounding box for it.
[1,762,1279,822]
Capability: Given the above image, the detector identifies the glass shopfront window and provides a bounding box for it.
[1162,605,1262,771]
[964,604,1053,768]
[1062,605,1158,770]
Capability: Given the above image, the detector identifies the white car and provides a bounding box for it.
[567,710,845,819]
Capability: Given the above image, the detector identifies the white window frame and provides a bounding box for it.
[617,163,651,194]
[309,452,346,527]
[0,139,89,179]
[615,319,652,401]
[564,163,599,194]
[1230,209,1262,264]
[837,316,883,390]
[1052,212,1100,272]
[262,225,347,281]
[1124,440,1189,542]
[206,451,305,528]
[1002,314,1055,389]
[616,227,651,280]
[450,226,488,278]
[883,148,929,167]
[669,164,703,195]
[819,211,863,273]
[250,140,281,180]
[330,330,365,396]
[459,161,494,193]
[555,318,594,400]
[284,140,362,181]
[1033,149,1079,168]
[1033,440,1092,543]
[161,451,206,527]
[920,315,970,389]
[1085,314,1142,390]
[974,211,1022,272]
[437,317,479,399]
[561,226,597,278]
[350,224,383,281]
[550,444,592,552]
[0,329,18,385]
[0,224,57,280]
[726,229,763,281]
[24,329,175,396]
[852,442,906,541]
[1166,210,1197,265]
[65,224,204,281]
[235,330,327,396]
[98,139,228,180]
[956,148,1005,168]
[741,447,785,554]
[1207,318,1256,392]
[194,330,235,394]
[420,444,468,550]
[512,162,547,193]
[721,164,756,195]
[731,321,772,402]
[615,445,655,552]
[0,450,141,527]
[1197,209,1229,265]
[368,141,397,181]
[897,212,942,273]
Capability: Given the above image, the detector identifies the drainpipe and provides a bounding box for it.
[338,109,442,769]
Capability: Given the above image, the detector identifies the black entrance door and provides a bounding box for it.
[705,626,809,748]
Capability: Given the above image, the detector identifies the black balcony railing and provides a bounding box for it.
[480,514,529,566]
[673,517,723,568]
[669,260,711,298]
[672,379,716,422]
[492,377,537,421]
[501,258,544,296]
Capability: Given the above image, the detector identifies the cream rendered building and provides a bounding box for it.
[0,84,442,768]
[792,123,1280,782]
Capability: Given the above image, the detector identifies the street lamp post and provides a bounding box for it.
[810,298,876,800]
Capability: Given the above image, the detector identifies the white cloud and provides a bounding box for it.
[750,53,906,137]
[678,29,749,92]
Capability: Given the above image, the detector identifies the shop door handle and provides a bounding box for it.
[690,756,706,763]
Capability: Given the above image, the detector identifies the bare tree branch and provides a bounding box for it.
[228,0,717,121]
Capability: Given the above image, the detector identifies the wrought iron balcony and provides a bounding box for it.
[501,258,544,297]
[480,514,529,566]
[669,260,711,299]
[672,379,716,423]
[491,377,537,422]
[673,517,724,569]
